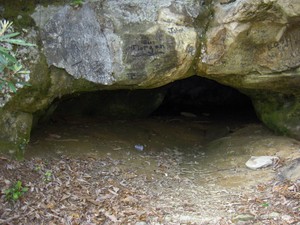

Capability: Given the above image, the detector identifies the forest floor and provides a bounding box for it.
[0,116,300,224]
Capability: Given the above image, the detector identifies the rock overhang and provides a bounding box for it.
[32,0,200,88]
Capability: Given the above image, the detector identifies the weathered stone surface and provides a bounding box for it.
[278,158,300,182]
[197,0,300,140]
[0,109,32,154]
[32,0,199,87]
[198,0,300,76]
[251,92,300,139]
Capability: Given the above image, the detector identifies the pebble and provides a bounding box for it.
[233,214,255,222]
[261,212,280,220]
[245,156,278,170]
[134,144,144,151]
[135,222,147,225]
[281,214,295,224]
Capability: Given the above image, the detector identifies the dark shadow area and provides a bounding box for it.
[35,75,258,125]
[152,76,257,122]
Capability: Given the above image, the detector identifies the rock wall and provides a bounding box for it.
[0,0,300,152]
[197,0,300,139]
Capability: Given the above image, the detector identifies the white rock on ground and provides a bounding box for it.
[245,156,278,170]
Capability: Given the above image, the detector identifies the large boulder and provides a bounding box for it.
[32,0,200,87]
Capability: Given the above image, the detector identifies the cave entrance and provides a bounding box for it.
[43,75,257,122]
[28,76,259,157]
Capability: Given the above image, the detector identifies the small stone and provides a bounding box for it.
[261,212,280,220]
[4,179,11,185]
[233,214,255,222]
[245,156,278,170]
[135,222,147,225]
[134,144,144,151]
[281,214,295,224]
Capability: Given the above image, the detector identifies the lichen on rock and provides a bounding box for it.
[251,91,300,139]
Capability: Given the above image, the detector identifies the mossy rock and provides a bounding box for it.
[251,91,300,139]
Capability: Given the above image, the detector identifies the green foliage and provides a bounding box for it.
[70,0,85,8]
[0,20,35,101]
[44,170,52,182]
[34,165,41,171]
[4,180,28,201]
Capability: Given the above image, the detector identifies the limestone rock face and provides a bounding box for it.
[32,0,200,87]
[198,0,300,77]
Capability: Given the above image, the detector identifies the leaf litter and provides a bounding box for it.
[1,121,300,224]
[0,148,299,225]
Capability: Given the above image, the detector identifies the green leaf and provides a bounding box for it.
[0,46,9,53]
[13,192,19,200]
[0,49,17,63]
[0,53,8,65]
[0,20,35,94]
[8,82,17,92]
[16,180,22,188]
[4,38,36,46]
[0,32,20,40]
[16,70,30,74]
[11,62,22,72]
[70,0,85,6]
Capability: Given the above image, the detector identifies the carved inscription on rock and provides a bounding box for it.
[124,31,177,82]
[128,43,165,57]
[167,27,184,34]
[126,35,168,58]
[261,28,300,71]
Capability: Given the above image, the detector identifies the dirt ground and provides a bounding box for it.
[0,116,300,224]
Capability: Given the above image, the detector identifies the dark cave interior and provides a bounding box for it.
[152,76,256,120]
[40,76,258,124]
